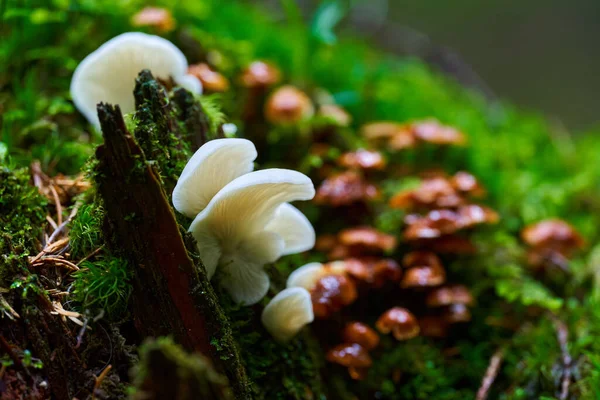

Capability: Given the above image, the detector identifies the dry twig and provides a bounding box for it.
[476,348,505,400]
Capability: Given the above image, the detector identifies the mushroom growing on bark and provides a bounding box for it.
[261,287,314,343]
[71,32,202,128]
[173,138,316,305]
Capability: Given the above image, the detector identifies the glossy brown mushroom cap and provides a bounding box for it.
[131,7,175,32]
[338,149,386,170]
[376,307,420,340]
[400,264,446,288]
[187,63,230,92]
[326,343,373,368]
[426,285,474,307]
[339,226,397,253]
[240,60,281,88]
[342,322,380,350]
[265,85,313,124]
[521,219,584,251]
[311,274,358,318]
[314,171,380,206]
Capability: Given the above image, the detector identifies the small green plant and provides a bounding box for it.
[72,257,132,319]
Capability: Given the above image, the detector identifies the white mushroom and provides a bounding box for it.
[70,32,202,128]
[261,287,314,343]
[172,138,257,218]
[189,169,315,305]
[265,203,315,255]
[286,261,346,290]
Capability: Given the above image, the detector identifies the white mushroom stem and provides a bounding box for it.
[70,32,202,129]
[261,287,314,343]
[189,169,315,305]
[172,138,257,218]
[286,261,346,290]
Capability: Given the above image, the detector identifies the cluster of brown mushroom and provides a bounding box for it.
[362,119,467,150]
[391,171,499,248]
[521,218,584,271]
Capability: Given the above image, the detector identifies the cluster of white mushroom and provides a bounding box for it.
[71,32,318,343]
[70,32,202,129]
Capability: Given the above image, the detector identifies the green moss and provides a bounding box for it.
[0,164,46,286]
[132,337,233,400]
[69,202,104,259]
[218,287,325,400]
[72,256,132,319]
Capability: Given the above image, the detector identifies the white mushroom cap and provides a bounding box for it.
[189,169,315,305]
[286,261,346,290]
[261,287,314,343]
[266,203,315,256]
[70,32,202,128]
[172,138,257,218]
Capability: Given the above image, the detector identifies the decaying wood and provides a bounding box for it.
[94,102,250,398]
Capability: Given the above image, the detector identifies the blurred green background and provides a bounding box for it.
[269,0,600,131]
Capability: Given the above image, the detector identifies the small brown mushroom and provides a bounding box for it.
[265,85,314,125]
[402,251,443,270]
[342,322,380,350]
[451,171,486,197]
[311,274,358,318]
[426,285,474,307]
[410,119,467,146]
[239,61,282,88]
[338,226,397,254]
[326,343,372,381]
[403,209,463,240]
[314,171,380,206]
[131,7,175,32]
[400,264,446,288]
[342,258,402,287]
[187,63,230,93]
[457,204,499,227]
[376,307,420,340]
[442,303,472,323]
[315,234,338,252]
[318,104,352,127]
[521,219,584,255]
[338,149,386,171]
[390,177,462,210]
[361,121,403,141]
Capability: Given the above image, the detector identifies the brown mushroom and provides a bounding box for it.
[314,171,380,206]
[400,264,446,288]
[442,303,472,323]
[318,104,352,127]
[131,7,175,32]
[311,274,358,318]
[265,85,314,125]
[390,177,463,210]
[457,204,499,227]
[240,61,282,88]
[403,209,463,240]
[402,251,443,269]
[338,149,386,171]
[342,257,402,287]
[187,63,230,93]
[376,307,420,340]
[521,219,584,255]
[426,285,474,307]
[342,322,380,350]
[326,343,372,381]
[339,226,397,254]
[361,121,403,141]
[410,119,467,146]
[451,171,486,197]
[414,235,477,254]
[315,234,338,252]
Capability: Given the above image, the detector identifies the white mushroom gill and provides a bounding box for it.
[70,32,202,129]
[188,168,315,305]
[261,287,314,343]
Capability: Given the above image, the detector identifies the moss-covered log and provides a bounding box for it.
[93,103,251,398]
